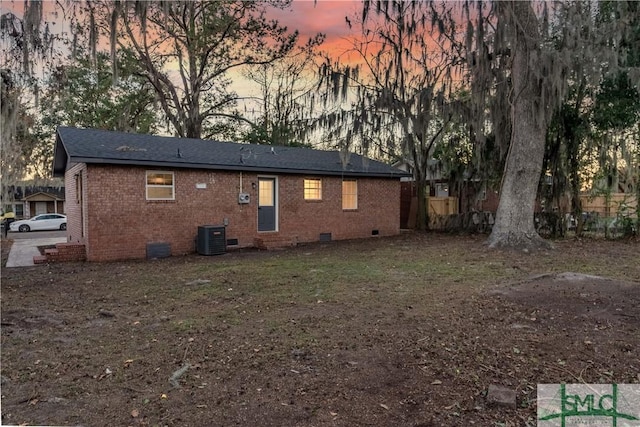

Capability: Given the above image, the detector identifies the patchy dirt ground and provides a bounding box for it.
[1,233,639,427]
[1,237,13,268]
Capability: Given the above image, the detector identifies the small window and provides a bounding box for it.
[342,179,357,210]
[146,171,175,200]
[304,178,322,200]
[435,183,449,197]
[258,179,275,206]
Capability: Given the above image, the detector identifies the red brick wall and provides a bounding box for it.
[68,165,401,261]
[279,175,400,241]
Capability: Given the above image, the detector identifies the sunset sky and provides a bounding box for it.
[273,1,362,55]
[1,0,363,60]
[0,1,368,114]
[236,0,364,96]
[1,1,365,80]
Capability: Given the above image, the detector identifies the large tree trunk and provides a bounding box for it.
[415,176,429,231]
[487,1,551,250]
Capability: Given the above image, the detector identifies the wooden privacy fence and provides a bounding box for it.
[430,197,458,216]
[405,196,459,229]
[580,193,638,217]
[429,197,459,229]
[404,193,637,231]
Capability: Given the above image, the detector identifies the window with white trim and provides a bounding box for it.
[342,179,357,210]
[146,171,175,200]
[304,178,322,200]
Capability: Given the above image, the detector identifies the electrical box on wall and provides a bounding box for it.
[238,193,250,204]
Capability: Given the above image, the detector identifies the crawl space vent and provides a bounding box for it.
[146,242,171,259]
[319,233,332,242]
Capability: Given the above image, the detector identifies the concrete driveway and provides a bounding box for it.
[5,230,67,267]
[8,230,67,240]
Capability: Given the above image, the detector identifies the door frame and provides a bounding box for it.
[257,176,278,232]
[76,172,86,238]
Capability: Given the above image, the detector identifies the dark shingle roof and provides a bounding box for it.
[53,127,409,179]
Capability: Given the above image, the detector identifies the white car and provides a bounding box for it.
[9,214,67,232]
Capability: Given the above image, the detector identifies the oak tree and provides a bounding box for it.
[103,0,299,139]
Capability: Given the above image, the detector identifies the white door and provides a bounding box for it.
[35,202,47,215]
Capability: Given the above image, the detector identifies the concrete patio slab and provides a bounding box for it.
[6,237,67,267]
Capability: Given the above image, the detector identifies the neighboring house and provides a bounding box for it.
[52,127,410,262]
[1,185,65,219]
[457,181,501,215]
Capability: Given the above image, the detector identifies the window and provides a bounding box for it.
[342,179,357,210]
[435,183,449,197]
[146,171,175,200]
[259,179,275,206]
[304,179,322,200]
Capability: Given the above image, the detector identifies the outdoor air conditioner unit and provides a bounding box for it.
[238,193,250,204]
[197,225,226,255]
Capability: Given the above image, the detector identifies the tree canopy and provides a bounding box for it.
[106,0,300,139]
[313,1,461,230]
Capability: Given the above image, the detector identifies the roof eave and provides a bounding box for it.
[22,191,64,201]
[71,157,411,179]
[52,132,68,177]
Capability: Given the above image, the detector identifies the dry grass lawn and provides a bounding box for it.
[1,233,639,426]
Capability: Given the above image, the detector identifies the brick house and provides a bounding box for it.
[1,185,65,219]
[52,127,410,262]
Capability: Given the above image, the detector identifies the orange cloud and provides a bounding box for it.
[269,0,363,64]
